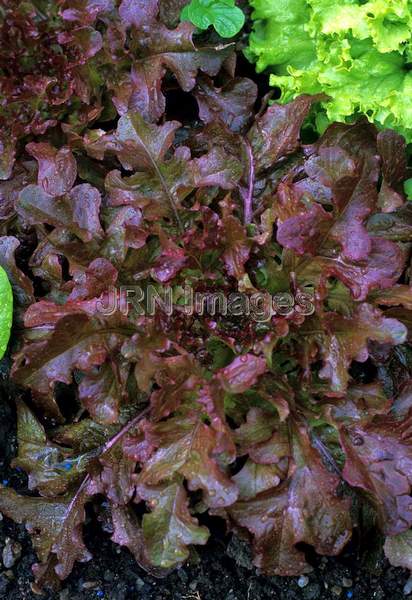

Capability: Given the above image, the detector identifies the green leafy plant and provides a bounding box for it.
[181,0,245,38]
[247,0,412,141]
[0,266,13,360]
[404,178,412,200]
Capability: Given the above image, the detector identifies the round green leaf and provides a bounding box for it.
[180,0,244,38]
[0,266,13,359]
[212,3,245,38]
[188,3,213,30]
[404,178,412,201]
[180,5,190,21]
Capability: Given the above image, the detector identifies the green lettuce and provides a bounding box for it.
[0,266,12,360]
[247,0,412,141]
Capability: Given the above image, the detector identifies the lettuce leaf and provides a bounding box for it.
[0,266,13,359]
[247,0,412,141]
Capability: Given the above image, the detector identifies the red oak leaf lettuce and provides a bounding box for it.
[1,5,412,588]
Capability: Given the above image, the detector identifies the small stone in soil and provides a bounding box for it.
[342,577,353,588]
[134,576,145,589]
[372,587,385,600]
[297,575,309,588]
[404,577,412,596]
[2,538,22,569]
[331,585,342,596]
[82,581,99,589]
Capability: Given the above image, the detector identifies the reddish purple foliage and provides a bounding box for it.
[1,0,412,591]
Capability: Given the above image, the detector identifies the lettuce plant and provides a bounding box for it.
[1,0,412,593]
[247,0,412,141]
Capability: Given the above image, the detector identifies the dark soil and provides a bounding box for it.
[0,364,411,600]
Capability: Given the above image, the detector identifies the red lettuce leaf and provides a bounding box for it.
[341,414,412,535]
[229,425,352,575]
